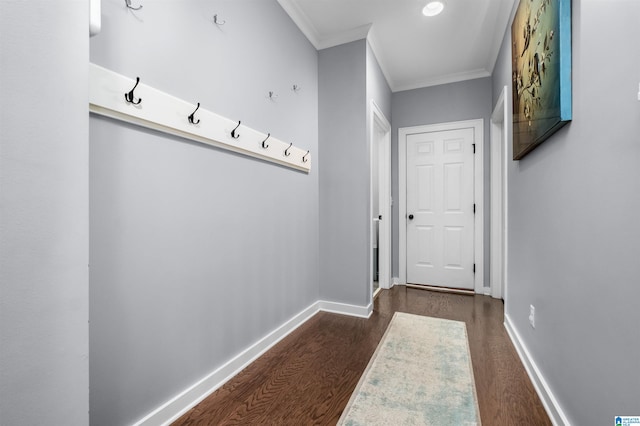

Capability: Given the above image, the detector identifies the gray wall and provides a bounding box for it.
[391,78,492,284]
[89,1,319,425]
[0,1,89,425]
[492,0,640,424]
[318,39,368,305]
[317,38,391,307]
[366,43,392,122]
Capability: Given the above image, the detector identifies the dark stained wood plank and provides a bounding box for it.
[173,286,551,425]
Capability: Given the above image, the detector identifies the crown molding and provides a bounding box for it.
[278,0,372,50]
[277,0,323,49]
[486,0,517,77]
[366,29,394,92]
[393,68,492,93]
[317,23,371,50]
[278,0,496,93]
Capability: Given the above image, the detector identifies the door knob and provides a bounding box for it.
[408,214,414,220]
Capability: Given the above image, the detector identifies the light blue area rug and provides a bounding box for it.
[338,312,481,425]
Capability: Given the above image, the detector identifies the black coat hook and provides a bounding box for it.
[231,121,241,139]
[188,103,200,125]
[124,77,142,105]
[261,133,270,149]
[302,150,309,163]
[125,0,142,10]
[284,143,293,157]
[213,14,225,25]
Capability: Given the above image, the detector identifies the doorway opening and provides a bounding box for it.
[490,86,509,300]
[370,101,391,301]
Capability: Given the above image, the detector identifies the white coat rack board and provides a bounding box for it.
[89,63,311,173]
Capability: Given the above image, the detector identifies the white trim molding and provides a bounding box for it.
[504,315,572,426]
[132,302,320,426]
[89,0,101,36]
[276,0,371,50]
[393,70,491,93]
[276,0,493,93]
[369,100,392,298]
[318,24,371,50]
[89,63,311,173]
[319,300,373,319]
[366,31,394,92]
[490,86,509,301]
[276,0,322,48]
[132,299,372,426]
[398,119,485,293]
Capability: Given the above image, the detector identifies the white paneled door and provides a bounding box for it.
[406,127,475,289]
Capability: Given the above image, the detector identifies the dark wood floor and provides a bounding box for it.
[174,286,550,425]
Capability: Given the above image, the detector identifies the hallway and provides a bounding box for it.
[2,1,639,424]
[175,287,550,425]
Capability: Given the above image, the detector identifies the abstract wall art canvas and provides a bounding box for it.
[511,0,572,160]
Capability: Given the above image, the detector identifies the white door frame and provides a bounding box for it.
[398,119,484,294]
[490,86,509,300]
[370,100,392,295]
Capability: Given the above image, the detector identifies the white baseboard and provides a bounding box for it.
[133,299,372,426]
[133,301,320,426]
[319,300,373,318]
[392,276,403,286]
[504,315,571,426]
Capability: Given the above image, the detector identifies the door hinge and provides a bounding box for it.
[473,263,476,274]
[472,143,476,154]
[473,203,476,214]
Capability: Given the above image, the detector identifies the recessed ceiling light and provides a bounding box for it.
[422,1,444,17]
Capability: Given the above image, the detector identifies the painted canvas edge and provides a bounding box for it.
[559,0,572,121]
[511,0,573,160]
[513,119,568,160]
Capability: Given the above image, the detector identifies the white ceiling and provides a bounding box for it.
[277,0,515,92]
